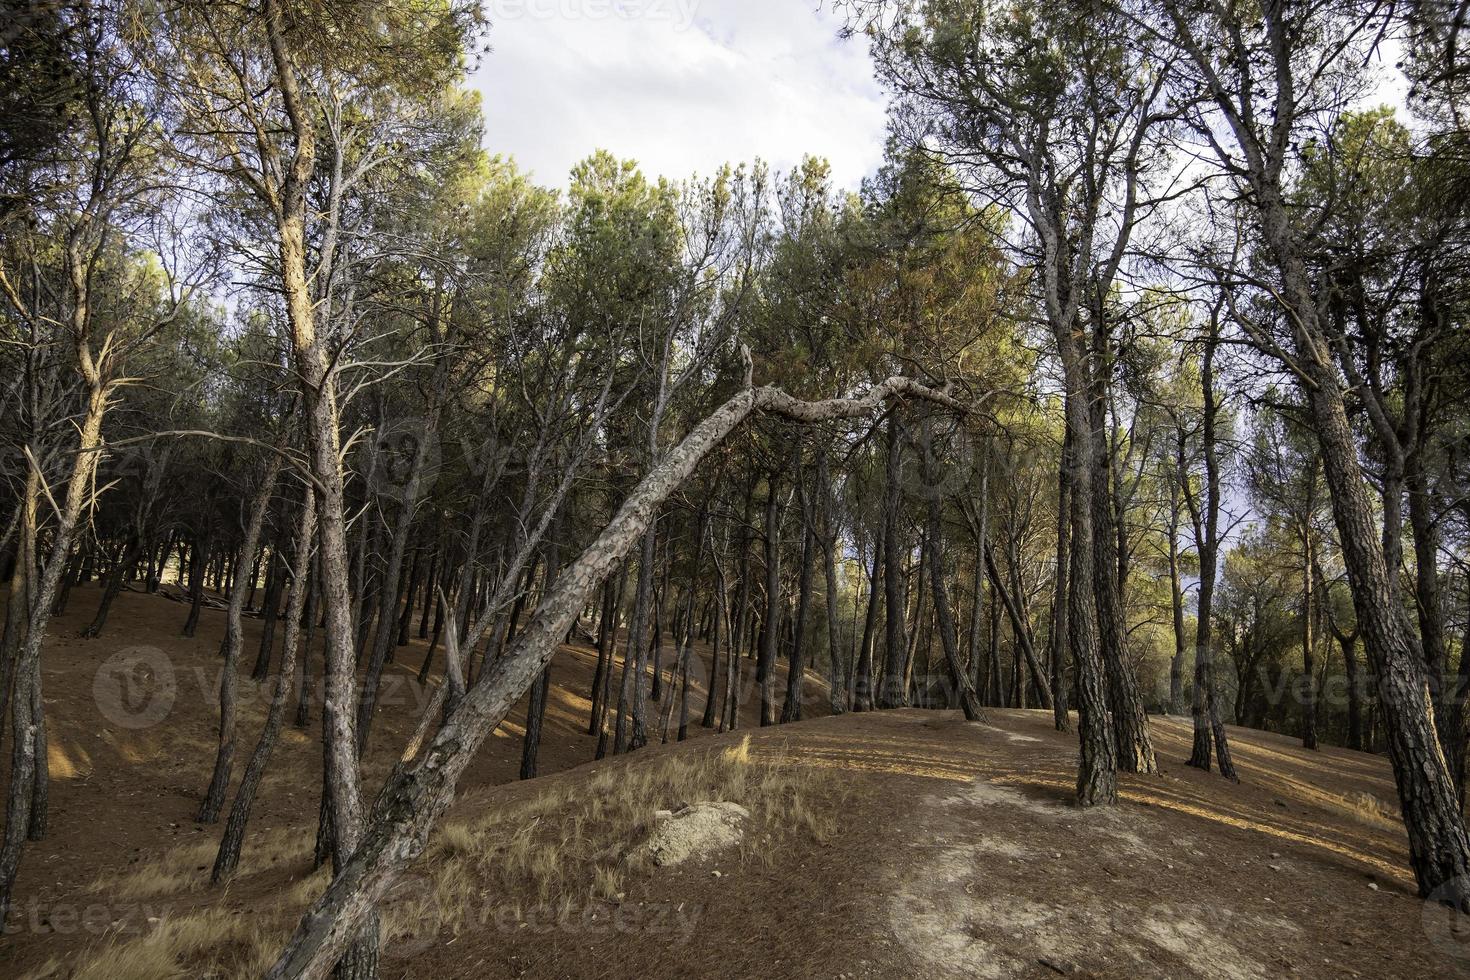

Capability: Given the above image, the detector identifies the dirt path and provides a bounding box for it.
[865,711,1443,979]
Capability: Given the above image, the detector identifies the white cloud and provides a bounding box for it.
[469,0,889,191]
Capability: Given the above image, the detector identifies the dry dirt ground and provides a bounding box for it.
[0,584,1460,979]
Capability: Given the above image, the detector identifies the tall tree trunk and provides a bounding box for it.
[1184,325,1237,781]
[1049,443,1072,732]
[854,534,883,713]
[1057,384,1118,806]
[264,7,379,968]
[782,482,816,723]
[0,380,110,924]
[759,472,784,727]
[199,455,284,824]
[1301,532,1318,750]
[879,413,909,709]
[1087,360,1156,774]
[214,489,317,880]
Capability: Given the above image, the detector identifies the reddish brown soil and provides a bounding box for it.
[0,584,1455,978]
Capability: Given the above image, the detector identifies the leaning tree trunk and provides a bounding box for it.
[260,374,971,980]
[0,381,109,925]
[983,542,1053,709]
[1260,177,1470,896]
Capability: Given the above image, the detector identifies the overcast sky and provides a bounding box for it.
[469,0,889,191]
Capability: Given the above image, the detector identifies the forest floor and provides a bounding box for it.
[0,584,1457,979]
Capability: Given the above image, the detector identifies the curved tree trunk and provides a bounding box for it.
[261,375,970,980]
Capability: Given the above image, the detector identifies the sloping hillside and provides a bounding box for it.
[0,585,1450,979]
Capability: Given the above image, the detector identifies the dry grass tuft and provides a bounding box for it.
[61,733,839,978]
[406,735,838,943]
[67,909,262,980]
[86,841,217,901]
[1343,790,1400,830]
